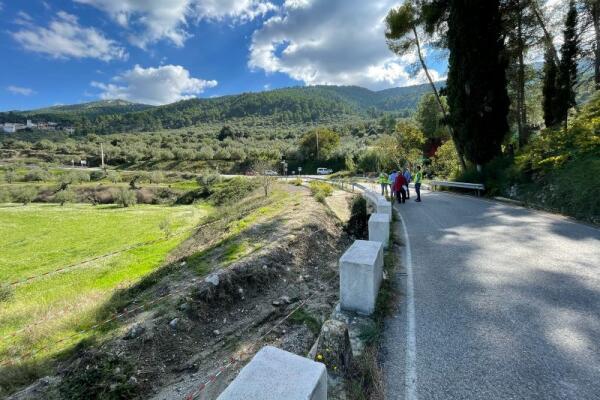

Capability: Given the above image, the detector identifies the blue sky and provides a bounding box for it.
[0,0,449,111]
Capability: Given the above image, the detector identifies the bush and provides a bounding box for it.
[55,189,76,206]
[24,168,51,182]
[208,177,259,205]
[308,181,333,199]
[0,284,14,303]
[107,170,121,183]
[12,186,37,204]
[0,188,10,203]
[431,140,461,179]
[346,195,368,239]
[90,170,106,181]
[149,171,165,184]
[290,178,303,186]
[115,188,137,207]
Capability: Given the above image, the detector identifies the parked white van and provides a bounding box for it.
[316,168,333,175]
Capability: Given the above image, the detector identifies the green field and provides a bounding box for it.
[0,203,211,369]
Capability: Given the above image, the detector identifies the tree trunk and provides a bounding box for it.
[529,0,559,61]
[593,2,600,90]
[412,26,468,171]
[517,1,528,147]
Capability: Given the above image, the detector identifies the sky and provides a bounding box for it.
[0,0,452,111]
[0,0,565,112]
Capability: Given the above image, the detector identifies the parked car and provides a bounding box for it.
[316,168,333,175]
[263,170,278,176]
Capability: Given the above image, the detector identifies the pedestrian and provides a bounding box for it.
[414,165,423,202]
[393,171,407,204]
[388,170,398,200]
[378,172,389,196]
[403,167,412,199]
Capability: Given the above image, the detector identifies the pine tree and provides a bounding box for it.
[555,0,579,124]
[542,45,559,127]
[446,0,510,167]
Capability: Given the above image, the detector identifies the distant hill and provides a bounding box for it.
[0,83,439,134]
[22,100,154,117]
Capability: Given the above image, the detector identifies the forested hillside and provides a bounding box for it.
[0,83,436,134]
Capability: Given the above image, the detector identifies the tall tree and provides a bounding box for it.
[556,0,579,125]
[581,0,599,90]
[446,0,510,167]
[385,2,467,170]
[542,45,559,126]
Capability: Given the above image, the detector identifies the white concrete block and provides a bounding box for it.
[376,199,392,221]
[339,240,384,315]
[217,346,327,400]
[369,213,390,248]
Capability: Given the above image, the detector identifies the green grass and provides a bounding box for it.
[0,203,211,369]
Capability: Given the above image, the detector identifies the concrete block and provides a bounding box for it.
[339,240,384,315]
[217,346,327,400]
[369,213,390,248]
[376,199,392,221]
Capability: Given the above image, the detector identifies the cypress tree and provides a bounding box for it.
[446,0,510,167]
[555,0,579,125]
[542,45,559,127]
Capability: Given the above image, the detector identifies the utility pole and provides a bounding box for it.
[100,143,105,170]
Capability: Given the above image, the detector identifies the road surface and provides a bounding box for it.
[382,190,600,400]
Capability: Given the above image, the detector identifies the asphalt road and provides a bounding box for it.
[382,190,600,400]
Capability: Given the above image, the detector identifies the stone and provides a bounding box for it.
[169,318,179,329]
[339,240,383,315]
[205,273,220,286]
[217,346,327,400]
[313,320,353,376]
[368,213,390,248]
[123,323,145,340]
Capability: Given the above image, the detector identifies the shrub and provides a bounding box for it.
[291,178,303,186]
[149,171,165,184]
[431,140,461,179]
[90,170,106,181]
[0,188,10,203]
[107,170,121,183]
[308,181,333,199]
[208,177,258,205]
[24,168,51,182]
[12,186,37,205]
[346,195,368,239]
[55,189,76,206]
[115,188,137,207]
[4,169,17,183]
[0,284,15,303]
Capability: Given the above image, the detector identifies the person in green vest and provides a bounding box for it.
[414,165,423,202]
[378,172,389,196]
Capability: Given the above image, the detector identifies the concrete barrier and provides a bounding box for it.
[376,199,392,221]
[218,346,327,400]
[339,240,384,315]
[368,213,390,248]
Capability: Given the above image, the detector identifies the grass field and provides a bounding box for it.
[0,203,211,372]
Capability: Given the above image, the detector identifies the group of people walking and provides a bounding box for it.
[378,166,423,204]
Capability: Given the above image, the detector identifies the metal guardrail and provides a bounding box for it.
[429,180,485,196]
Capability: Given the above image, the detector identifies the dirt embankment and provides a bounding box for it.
[9,184,350,400]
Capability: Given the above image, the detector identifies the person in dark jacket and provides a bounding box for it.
[393,172,407,204]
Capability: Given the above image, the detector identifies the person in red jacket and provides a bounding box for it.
[393,172,407,204]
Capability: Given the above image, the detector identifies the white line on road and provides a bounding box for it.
[399,209,418,400]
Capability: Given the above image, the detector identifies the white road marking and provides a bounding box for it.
[399,209,418,400]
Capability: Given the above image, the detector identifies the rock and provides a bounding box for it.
[169,318,180,329]
[179,302,191,311]
[237,287,244,295]
[280,295,291,304]
[213,329,220,335]
[124,323,145,340]
[205,273,220,286]
[313,320,353,376]
[180,261,187,267]
[128,376,138,385]
[272,300,281,306]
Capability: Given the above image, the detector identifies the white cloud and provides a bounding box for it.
[74,0,275,48]
[248,0,436,90]
[91,64,217,105]
[12,11,127,61]
[7,85,36,96]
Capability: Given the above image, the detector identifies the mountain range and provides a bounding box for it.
[0,83,439,134]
